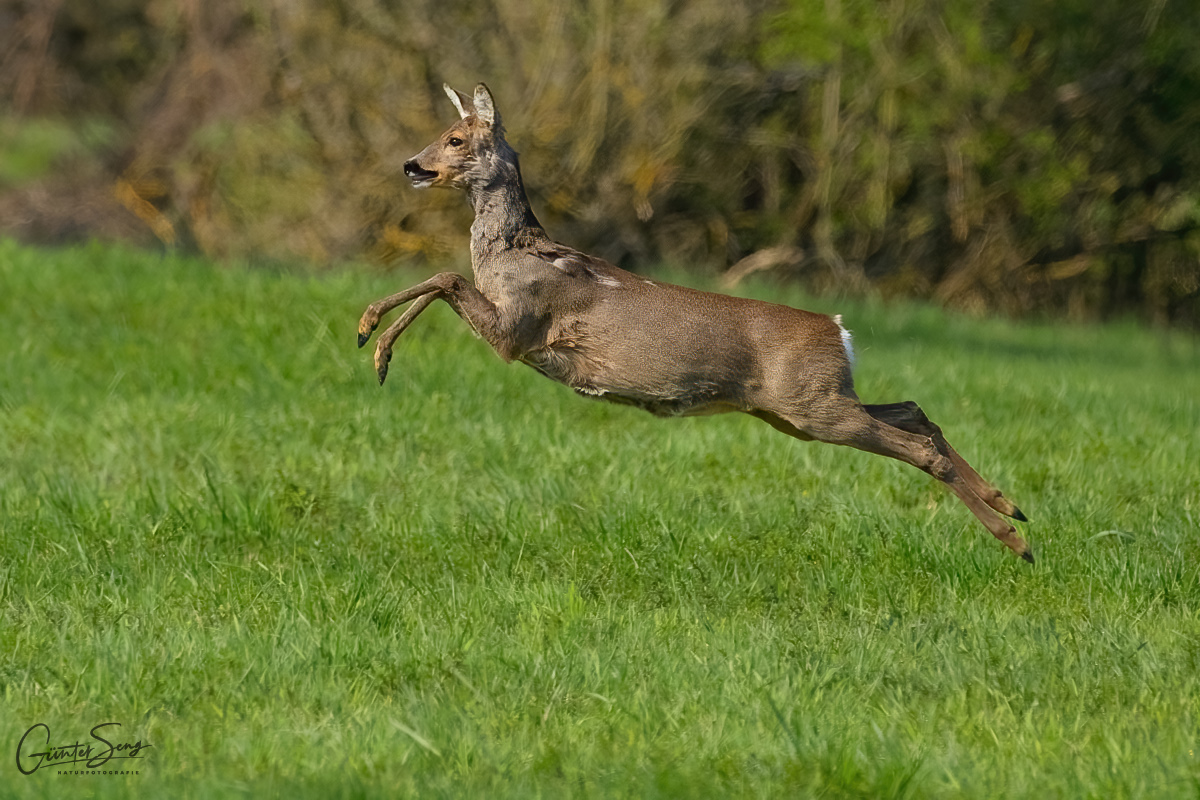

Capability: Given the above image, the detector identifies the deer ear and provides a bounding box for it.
[443,84,473,119]
[473,83,500,129]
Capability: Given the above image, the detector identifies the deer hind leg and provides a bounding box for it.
[764,400,1033,562]
[357,272,501,385]
[864,402,1027,522]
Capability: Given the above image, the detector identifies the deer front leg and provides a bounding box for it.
[357,272,503,385]
[372,293,438,384]
[358,274,458,348]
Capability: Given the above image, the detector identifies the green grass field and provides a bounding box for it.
[1,239,1198,798]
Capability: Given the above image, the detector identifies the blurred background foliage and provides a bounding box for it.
[1,0,1198,324]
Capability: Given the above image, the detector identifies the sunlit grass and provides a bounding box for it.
[1,239,1198,798]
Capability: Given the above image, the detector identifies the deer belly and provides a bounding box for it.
[519,340,751,418]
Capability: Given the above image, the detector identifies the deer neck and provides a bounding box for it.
[468,153,545,255]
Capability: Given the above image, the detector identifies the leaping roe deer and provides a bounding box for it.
[358,83,1033,563]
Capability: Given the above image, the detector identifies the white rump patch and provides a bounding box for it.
[833,314,856,370]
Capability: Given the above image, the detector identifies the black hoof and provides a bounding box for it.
[1020,549,1035,564]
[1012,507,1029,523]
[358,332,369,348]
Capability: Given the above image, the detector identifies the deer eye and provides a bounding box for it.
[448,137,464,147]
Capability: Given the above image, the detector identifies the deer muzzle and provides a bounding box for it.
[403,159,438,188]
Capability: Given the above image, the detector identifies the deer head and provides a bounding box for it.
[403,83,507,191]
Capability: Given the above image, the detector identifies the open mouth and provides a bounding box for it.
[403,161,438,187]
